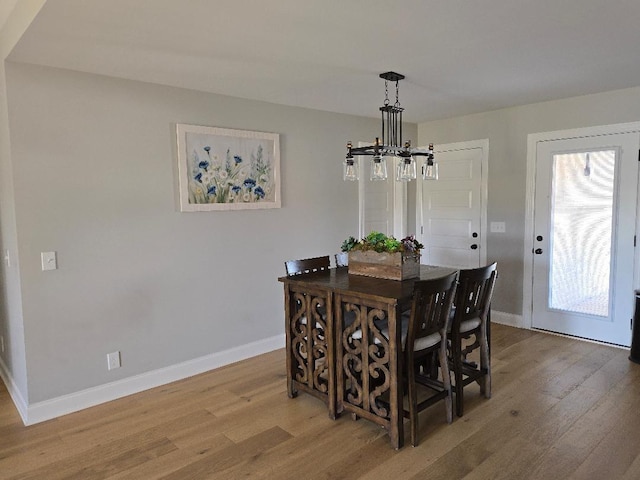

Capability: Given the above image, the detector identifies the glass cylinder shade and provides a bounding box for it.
[343,157,359,181]
[396,156,417,182]
[370,155,388,181]
[423,161,439,180]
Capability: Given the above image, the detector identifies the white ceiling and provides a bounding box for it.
[6,0,640,123]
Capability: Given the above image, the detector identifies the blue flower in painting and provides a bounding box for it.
[254,186,265,199]
[204,146,211,153]
[234,155,243,164]
[207,185,217,195]
[194,172,203,183]
[198,160,210,170]
[243,178,256,189]
[231,185,241,194]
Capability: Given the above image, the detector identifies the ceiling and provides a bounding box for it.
[6,0,640,123]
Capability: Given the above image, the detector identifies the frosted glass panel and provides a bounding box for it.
[549,150,615,317]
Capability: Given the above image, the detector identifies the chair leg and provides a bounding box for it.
[452,338,464,417]
[480,324,492,399]
[439,340,453,424]
[407,359,419,447]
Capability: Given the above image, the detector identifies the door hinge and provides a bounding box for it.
[632,317,634,330]
[420,226,424,235]
[635,235,637,247]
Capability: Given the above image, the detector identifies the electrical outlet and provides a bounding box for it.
[107,351,121,370]
[0,335,4,353]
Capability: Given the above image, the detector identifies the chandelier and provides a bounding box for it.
[343,72,438,182]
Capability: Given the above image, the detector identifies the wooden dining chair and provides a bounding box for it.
[283,255,334,415]
[449,262,497,417]
[285,256,331,276]
[402,271,458,446]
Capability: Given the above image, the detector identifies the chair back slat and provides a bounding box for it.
[285,256,331,276]
[452,262,498,329]
[407,272,458,351]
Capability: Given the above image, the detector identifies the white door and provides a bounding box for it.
[417,140,488,268]
[532,132,639,346]
[359,157,405,238]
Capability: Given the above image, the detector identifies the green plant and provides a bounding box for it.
[340,232,423,255]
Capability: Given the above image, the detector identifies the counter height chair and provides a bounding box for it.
[285,255,331,276]
[283,255,335,416]
[449,262,497,417]
[398,271,458,446]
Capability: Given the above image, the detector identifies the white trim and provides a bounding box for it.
[392,164,407,238]
[0,356,29,423]
[492,310,524,329]
[523,122,640,331]
[3,334,284,426]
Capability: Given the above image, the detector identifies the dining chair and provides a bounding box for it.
[283,255,334,414]
[285,255,331,276]
[449,262,497,417]
[400,271,458,446]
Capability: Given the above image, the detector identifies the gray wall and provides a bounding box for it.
[418,87,640,315]
[3,62,379,403]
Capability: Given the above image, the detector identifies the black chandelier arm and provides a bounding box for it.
[347,147,434,158]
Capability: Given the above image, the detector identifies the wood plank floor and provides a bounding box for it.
[1,324,640,479]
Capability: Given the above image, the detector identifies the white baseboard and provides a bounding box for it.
[0,355,29,423]
[5,334,284,426]
[0,313,528,425]
[492,310,525,329]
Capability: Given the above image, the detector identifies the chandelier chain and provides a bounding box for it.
[384,80,390,106]
[395,81,401,108]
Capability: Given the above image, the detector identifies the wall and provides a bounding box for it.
[4,62,379,406]
[418,86,640,316]
[0,0,44,414]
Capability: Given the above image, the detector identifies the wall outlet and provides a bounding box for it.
[0,335,4,353]
[107,351,121,370]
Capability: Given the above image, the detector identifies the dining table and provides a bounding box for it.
[279,264,457,449]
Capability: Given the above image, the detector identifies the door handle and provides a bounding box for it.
[534,248,543,254]
[470,244,478,250]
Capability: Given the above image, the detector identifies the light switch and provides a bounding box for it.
[41,251,57,271]
[490,222,506,233]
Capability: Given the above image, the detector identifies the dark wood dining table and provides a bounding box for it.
[279,264,456,449]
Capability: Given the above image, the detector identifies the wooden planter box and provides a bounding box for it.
[348,250,420,281]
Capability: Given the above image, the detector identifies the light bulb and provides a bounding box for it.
[396,157,416,182]
[370,155,388,181]
[343,157,359,181]
[423,160,438,180]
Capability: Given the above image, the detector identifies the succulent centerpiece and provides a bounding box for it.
[340,232,423,280]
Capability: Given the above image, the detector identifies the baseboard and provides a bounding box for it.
[21,333,285,425]
[0,355,29,424]
[492,310,525,329]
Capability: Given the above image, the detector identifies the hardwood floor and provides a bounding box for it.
[1,324,640,479]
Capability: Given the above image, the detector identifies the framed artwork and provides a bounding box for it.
[176,124,281,211]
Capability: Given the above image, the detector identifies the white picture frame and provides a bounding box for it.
[176,124,281,211]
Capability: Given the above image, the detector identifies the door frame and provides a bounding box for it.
[358,154,407,239]
[415,138,489,267]
[523,122,640,330]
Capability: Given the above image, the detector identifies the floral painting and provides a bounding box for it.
[176,124,281,211]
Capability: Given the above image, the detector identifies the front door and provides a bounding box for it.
[417,140,487,268]
[532,131,639,346]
